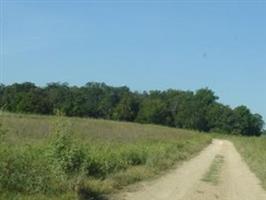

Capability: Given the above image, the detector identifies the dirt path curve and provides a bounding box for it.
[112,139,266,200]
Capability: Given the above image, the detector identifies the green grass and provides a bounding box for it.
[0,112,212,200]
[201,154,224,185]
[229,136,266,190]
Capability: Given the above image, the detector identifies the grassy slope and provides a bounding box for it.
[0,113,211,200]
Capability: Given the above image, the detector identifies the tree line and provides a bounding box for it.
[0,82,264,136]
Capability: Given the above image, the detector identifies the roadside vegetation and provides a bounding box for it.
[0,82,264,136]
[0,113,211,199]
[229,136,266,190]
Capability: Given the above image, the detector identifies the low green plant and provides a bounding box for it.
[48,128,85,175]
[0,146,55,194]
[201,154,224,185]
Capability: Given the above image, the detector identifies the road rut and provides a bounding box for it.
[112,139,266,200]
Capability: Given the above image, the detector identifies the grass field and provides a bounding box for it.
[0,113,211,200]
[229,136,266,190]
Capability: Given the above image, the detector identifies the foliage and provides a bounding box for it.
[112,93,139,121]
[48,117,85,175]
[0,82,264,136]
[0,113,212,199]
[0,144,61,195]
[136,98,170,125]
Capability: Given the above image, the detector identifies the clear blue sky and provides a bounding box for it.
[1,1,266,120]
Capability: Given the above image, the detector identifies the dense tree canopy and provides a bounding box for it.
[0,82,264,136]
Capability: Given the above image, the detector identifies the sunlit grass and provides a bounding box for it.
[0,112,211,199]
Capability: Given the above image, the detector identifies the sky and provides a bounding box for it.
[1,0,266,120]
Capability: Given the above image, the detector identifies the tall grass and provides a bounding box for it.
[0,113,211,199]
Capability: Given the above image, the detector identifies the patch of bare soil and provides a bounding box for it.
[112,139,266,200]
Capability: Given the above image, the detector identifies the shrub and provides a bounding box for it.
[48,117,86,175]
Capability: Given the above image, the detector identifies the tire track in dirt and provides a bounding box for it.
[112,139,266,200]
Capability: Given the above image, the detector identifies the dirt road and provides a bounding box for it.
[113,139,266,200]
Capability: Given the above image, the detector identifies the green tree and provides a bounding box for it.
[112,93,139,121]
[207,103,236,134]
[0,82,264,136]
[191,88,218,132]
[45,82,73,115]
[233,106,263,136]
[136,98,170,125]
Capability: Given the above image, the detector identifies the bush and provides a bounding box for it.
[48,117,86,175]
